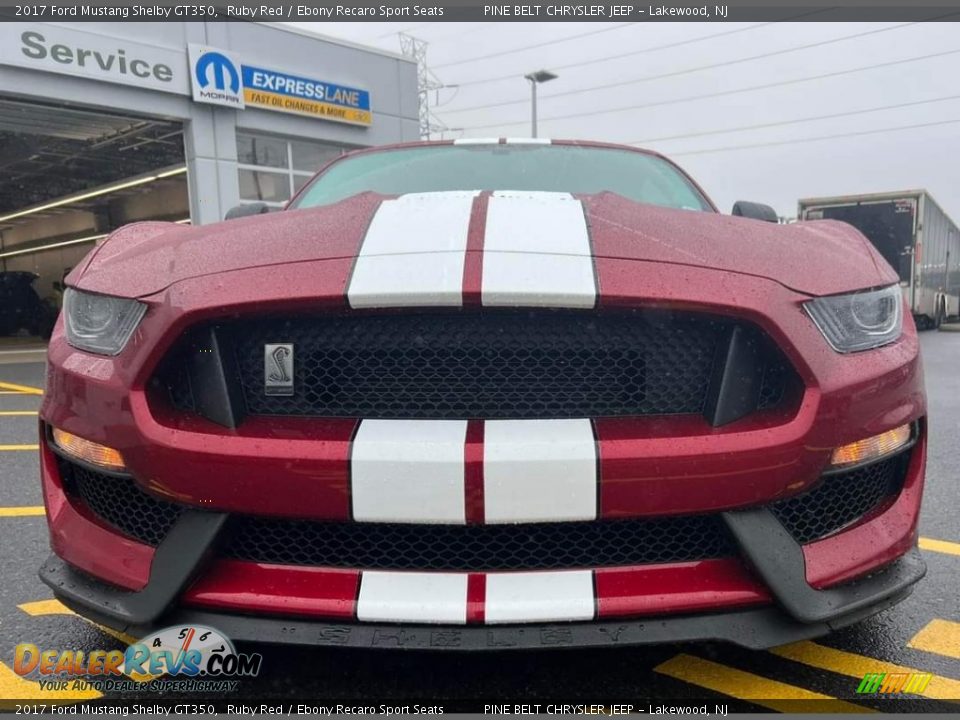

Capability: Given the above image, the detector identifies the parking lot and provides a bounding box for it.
[0,334,957,711]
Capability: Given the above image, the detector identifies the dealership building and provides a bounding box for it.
[0,21,418,304]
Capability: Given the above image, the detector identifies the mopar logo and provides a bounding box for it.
[195,51,240,93]
[188,44,246,108]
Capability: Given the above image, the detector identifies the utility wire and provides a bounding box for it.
[433,23,634,69]
[427,23,498,42]
[628,94,960,144]
[443,21,920,115]
[375,24,431,39]
[669,117,960,156]
[453,22,775,88]
[458,47,960,130]
[452,9,831,89]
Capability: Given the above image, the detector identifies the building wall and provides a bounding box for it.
[0,21,419,225]
[110,183,190,225]
[0,21,417,307]
[0,180,190,295]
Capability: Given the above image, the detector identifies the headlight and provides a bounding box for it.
[804,285,902,353]
[63,288,146,356]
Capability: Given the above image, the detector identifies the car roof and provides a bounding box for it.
[336,138,671,160]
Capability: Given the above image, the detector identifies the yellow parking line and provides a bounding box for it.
[654,654,871,712]
[909,619,960,661]
[18,599,139,646]
[0,660,101,702]
[0,506,45,517]
[919,537,960,557]
[0,381,43,395]
[771,641,960,701]
[17,599,65,616]
[0,411,38,416]
[0,444,39,451]
[18,600,156,682]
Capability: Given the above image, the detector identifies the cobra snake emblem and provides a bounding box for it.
[268,346,292,383]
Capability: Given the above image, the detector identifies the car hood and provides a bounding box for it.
[72,191,895,299]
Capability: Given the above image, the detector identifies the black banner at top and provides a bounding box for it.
[0,1,959,22]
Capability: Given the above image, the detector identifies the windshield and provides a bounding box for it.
[290,144,713,212]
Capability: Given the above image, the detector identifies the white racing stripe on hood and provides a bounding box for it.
[482,191,597,308]
[347,191,478,308]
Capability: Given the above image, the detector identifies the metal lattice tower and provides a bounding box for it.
[398,33,448,139]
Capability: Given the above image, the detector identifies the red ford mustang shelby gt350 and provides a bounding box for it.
[39,140,926,650]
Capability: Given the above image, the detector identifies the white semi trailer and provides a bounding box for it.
[798,190,960,329]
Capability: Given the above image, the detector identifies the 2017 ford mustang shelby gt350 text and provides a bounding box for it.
[38,140,925,650]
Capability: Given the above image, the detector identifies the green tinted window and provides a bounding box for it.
[291,144,712,212]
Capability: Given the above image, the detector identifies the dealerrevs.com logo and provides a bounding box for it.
[13,625,262,693]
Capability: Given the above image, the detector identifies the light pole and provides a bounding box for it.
[524,70,558,138]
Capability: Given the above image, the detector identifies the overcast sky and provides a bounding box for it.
[286,21,960,220]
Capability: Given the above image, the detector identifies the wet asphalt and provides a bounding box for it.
[0,333,957,711]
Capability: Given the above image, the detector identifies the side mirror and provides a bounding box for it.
[224,202,271,221]
[732,200,779,223]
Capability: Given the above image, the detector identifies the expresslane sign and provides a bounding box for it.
[189,44,372,127]
[243,66,372,127]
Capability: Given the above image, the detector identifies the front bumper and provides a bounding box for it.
[39,505,925,650]
[39,261,928,648]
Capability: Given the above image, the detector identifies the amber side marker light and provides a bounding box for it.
[830,424,911,469]
[51,428,126,472]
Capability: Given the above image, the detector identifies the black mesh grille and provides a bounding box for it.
[62,450,909,569]
[221,516,734,570]
[161,361,195,415]
[159,310,796,421]
[757,357,791,410]
[61,460,181,546]
[772,457,904,544]
[60,461,733,569]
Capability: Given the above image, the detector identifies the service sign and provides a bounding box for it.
[0,26,188,95]
[188,44,371,127]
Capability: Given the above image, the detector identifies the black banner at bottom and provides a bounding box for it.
[0,699,949,714]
